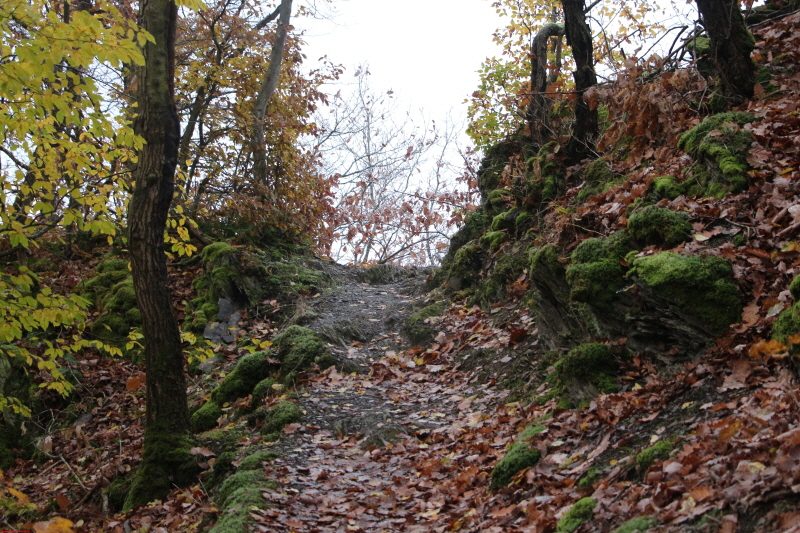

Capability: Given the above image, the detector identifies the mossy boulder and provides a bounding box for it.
[566,260,626,308]
[238,450,279,471]
[773,303,800,344]
[627,206,691,247]
[471,250,528,307]
[210,351,275,405]
[571,232,631,265]
[678,112,756,195]
[490,424,546,489]
[490,210,517,233]
[556,498,597,533]
[477,136,521,200]
[250,378,279,410]
[631,252,741,335]
[210,469,276,533]
[402,301,448,345]
[82,259,141,348]
[612,516,658,533]
[248,401,303,437]
[555,343,620,401]
[273,325,333,379]
[443,241,486,291]
[480,231,507,252]
[188,242,330,333]
[191,401,223,432]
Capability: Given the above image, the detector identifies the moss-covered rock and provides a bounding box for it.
[556,497,597,533]
[82,258,140,349]
[627,206,691,247]
[211,469,275,533]
[443,241,486,291]
[249,401,303,437]
[566,260,626,308]
[210,352,275,405]
[187,242,330,333]
[238,450,279,471]
[273,325,332,379]
[678,112,756,195]
[631,252,741,335]
[636,440,674,472]
[612,516,658,533]
[490,424,546,489]
[490,210,517,233]
[191,401,223,432]
[773,303,800,344]
[480,231,507,252]
[250,378,278,410]
[402,301,448,345]
[555,343,619,392]
[571,231,632,265]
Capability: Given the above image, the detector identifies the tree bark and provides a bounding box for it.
[562,0,598,162]
[124,0,196,509]
[251,0,292,186]
[527,23,564,145]
[695,0,756,100]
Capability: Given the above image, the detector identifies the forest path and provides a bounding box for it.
[249,267,509,532]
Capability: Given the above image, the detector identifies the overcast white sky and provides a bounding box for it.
[297,0,504,127]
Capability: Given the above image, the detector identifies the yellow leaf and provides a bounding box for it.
[8,487,29,503]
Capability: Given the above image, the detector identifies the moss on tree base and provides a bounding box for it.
[123,431,200,510]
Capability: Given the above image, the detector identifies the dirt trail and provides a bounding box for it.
[251,268,508,532]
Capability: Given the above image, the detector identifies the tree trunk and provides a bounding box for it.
[562,0,598,162]
[251,0,292,186]
[695,0,756,100]
[124,0,197,510]
[527,23,564,145]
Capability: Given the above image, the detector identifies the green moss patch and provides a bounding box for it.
[571,231,632,265]
[210,351,275,405]
[273,325,333,380]
[556,343,620,392]
[612,515,658,533]
[652,175,685,200]
[636,440,674,473]
[248,401,302,437]
[490,424,546,489]
[211,470,275,533]
[402,301,448,345]
[82,258,140,349]
[556,497,597,533]
[191,401,223,432]
[250,378,278,409]
[238,450,280,471]
[566,260,626,308]
[124,432,200,510]
[678,112,756,195]
[627,206,691,247]
[632,252,741,335]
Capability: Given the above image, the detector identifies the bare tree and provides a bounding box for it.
[313,68,476,265]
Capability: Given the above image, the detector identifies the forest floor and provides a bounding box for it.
[6,256,800,533]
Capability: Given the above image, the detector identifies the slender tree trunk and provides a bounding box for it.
[124,0,197,510]
[562,0,598,162]
[527,23,563,145]
[251,0,292,186]
[695,0,756,99]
